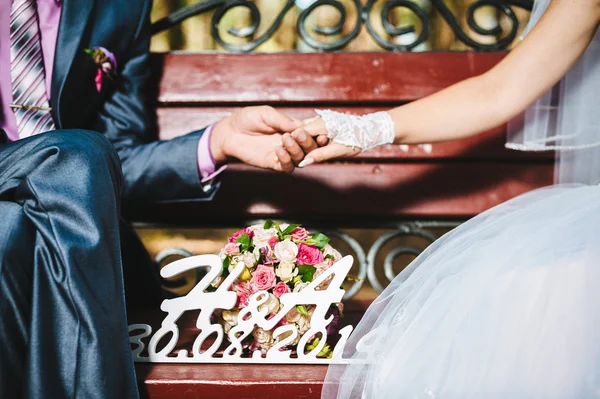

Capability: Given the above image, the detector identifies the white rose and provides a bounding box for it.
[252,227,278,249]
[253,327,274,345]
[222,309,239,326]
[274,239,298,263]
[276,261,298,283]
[296,314,311,334]
[293,281,310,293]
[323,244,342,262]
[285,306,302,323]
[242,251,258,268]
[258,293,280,314]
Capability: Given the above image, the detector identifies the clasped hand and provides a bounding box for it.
[210,106,358,173]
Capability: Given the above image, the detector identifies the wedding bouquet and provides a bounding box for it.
[212,221,344,357]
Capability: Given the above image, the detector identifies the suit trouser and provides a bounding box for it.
[0,129,161,398]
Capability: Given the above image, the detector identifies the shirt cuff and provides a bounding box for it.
[197,124,227,184]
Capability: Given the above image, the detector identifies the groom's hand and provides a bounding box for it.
[277,116,358,168]
[210,106,311,172]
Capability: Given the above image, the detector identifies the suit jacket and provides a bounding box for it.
[49,0,211,202]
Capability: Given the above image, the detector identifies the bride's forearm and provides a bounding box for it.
[294,0,600,165]
[387,0,600,146]
[388,74,514,145]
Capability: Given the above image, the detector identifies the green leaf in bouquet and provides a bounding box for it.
[298,265,317,282]
[263,219,273,229]
[221,258,230,279]
[307,337,333,358]
[318,344,333,359]
[222,256,230,272]
[281,224,301,235]
[292,275,303,285]
[276,229,285,240]
[324,254,335,261]
[236,233,251,252]
[296,305,309,316]
[304,233,330,249]
[306,337,320,351]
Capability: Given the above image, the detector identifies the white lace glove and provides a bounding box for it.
[315,109,395,151]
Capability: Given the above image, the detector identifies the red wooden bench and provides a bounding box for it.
[127,51,552,225]
[130,51,552,398]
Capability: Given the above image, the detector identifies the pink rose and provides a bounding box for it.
[297,243,324,265]
[290,227,309,242]
[223,242,240,256]
[268,236,279,249]
[250,265,276,291]
[229,228,254,243]
[273,282,291,298]
[233,281,253,308]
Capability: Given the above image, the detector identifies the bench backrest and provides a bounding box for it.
[128,52,553,226]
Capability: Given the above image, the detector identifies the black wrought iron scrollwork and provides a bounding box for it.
[152,0,533,52]
[297,0,362,51]
[366,221,460,292]
[211,0,298,52]
[151,221,462,297]
[365,0,430,51]
[321,230,368,299]
[432,0,527,51]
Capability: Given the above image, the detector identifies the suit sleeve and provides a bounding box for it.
[91,0,216,203]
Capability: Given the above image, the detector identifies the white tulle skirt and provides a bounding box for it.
[323,185,600,399]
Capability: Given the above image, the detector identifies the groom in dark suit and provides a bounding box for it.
[0,0,319,398]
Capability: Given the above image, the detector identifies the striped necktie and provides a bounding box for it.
[10,0,56,139]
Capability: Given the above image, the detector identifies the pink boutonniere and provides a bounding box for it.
[84,46,117,92]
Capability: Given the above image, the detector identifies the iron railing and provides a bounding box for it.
[152,0,533,52]
[156,221,462,299]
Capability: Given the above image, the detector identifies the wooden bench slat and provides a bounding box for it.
[137,363,325,399]
[135,52,555,226]
[151,52,506,104]
[125,162,553,225]
[156,106,552,161]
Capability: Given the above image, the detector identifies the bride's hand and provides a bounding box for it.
[290,117,361,167]
[297,139,361,167]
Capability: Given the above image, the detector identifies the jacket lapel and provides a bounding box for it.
[51,0,95,127]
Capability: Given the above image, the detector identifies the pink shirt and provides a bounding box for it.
[0,0,221,182]
[0,0,60,140]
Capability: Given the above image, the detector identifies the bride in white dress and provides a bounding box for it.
[279,0,600,397]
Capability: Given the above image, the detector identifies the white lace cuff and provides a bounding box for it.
[315,109,395,151]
